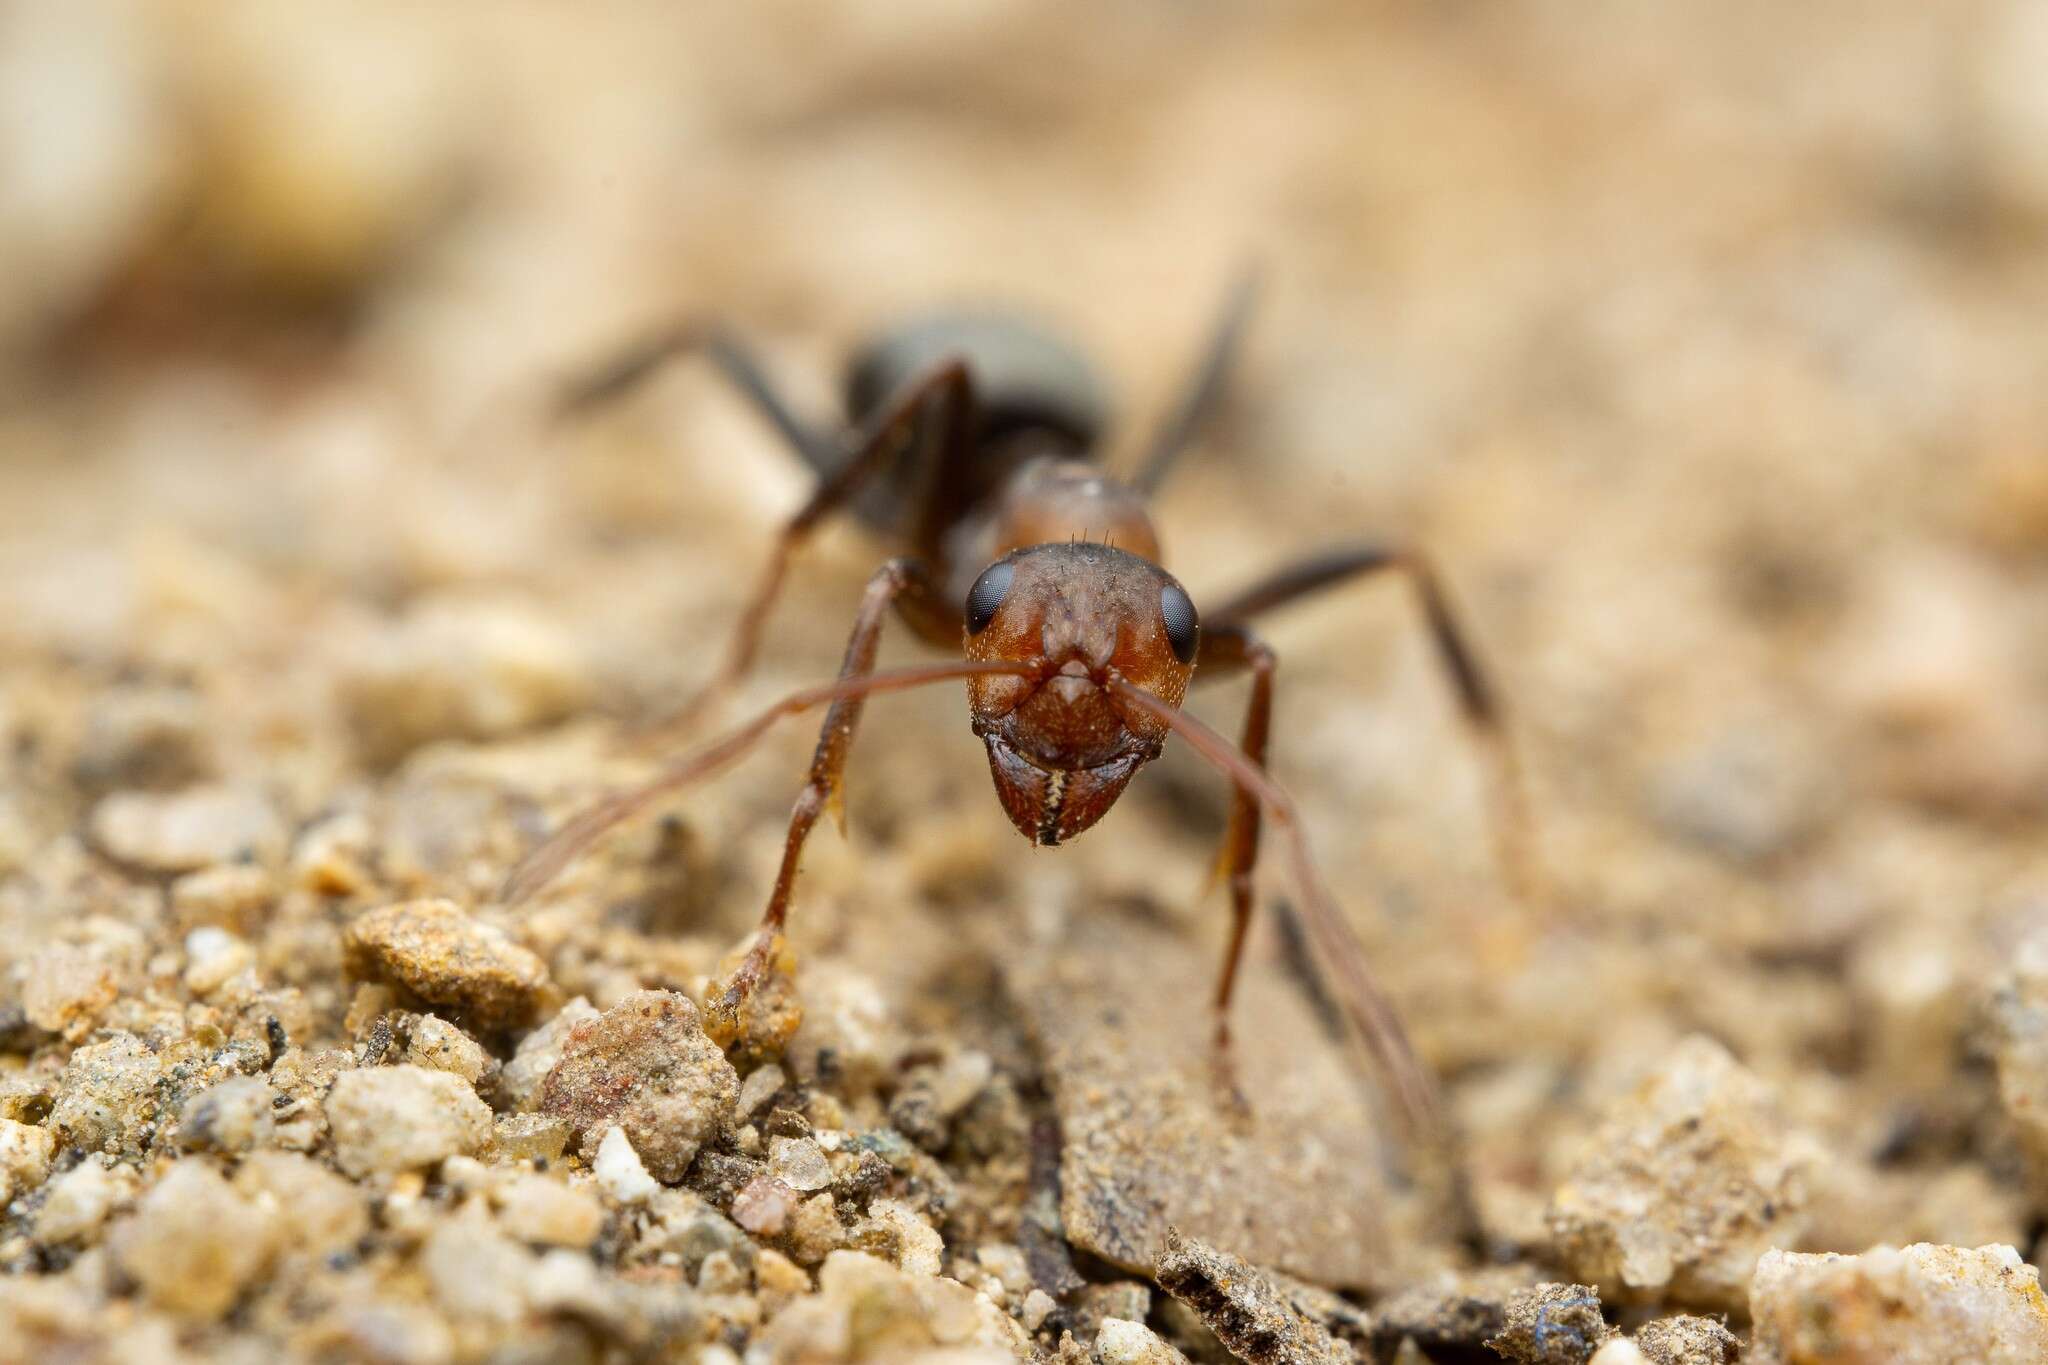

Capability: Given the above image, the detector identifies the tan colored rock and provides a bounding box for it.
[168,862,275,934]
[48,1031,160,1156]
[592,1125,660,1205]
[344,898,552,1030]
[493,1171,604,1249]
[111,1159,279,1320]
[0,1119,56,1203]
[175,1075,276,1153]
[325,1064,492,1177]
[405,1013,491,1085]
[1548,1035,1808,1311]
[540,989,737,1181]
[1153,1228,1353,1365]
[234,1150,369,1258]
[1749,1243,2048,1365]
[339,595,591,766]
[1989,934,2048,1204]
[1632,1315,1739,1364]
[16,946,116,1037]
[501,997,600,1111]
[753,1249,1030,1361]
[34,1157,139,1245]
[1095,1319,1193,1365]
[90,782,287,873]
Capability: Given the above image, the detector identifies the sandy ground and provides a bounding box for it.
[7,4,2048,1362]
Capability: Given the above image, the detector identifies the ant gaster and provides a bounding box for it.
[505,276,1537,1133]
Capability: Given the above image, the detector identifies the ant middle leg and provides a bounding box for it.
[708,555,950,1032]
[1204,542,1542,909]
[639,357,979,742]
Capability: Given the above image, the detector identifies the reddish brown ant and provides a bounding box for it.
[504,276,1537,1133]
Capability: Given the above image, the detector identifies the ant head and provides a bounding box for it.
[962,542,1199,845]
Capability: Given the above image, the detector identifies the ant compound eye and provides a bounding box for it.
[1160,582,1199,664]
[966,561,1015,635]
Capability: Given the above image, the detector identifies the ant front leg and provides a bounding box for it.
[1192,623,1276,1107]
[709,556,946,1034]
[1206,543,1542,909]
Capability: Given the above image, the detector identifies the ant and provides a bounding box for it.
[504,274,1537,1134]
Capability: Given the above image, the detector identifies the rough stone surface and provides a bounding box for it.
[1548,1035,1809,1311]
[1009,912,1410,1293]
[0,1118,57,1202]
[343,898,553,1030]
[111,1159,279,1320]
[1153,1227,1355,1365]
[502,996,600,1111]
[1095,1318,1193,1365]
[324,1064,493,1177]
[16,946,118,1037]
[1749,1243,2048,1365]
[1484,1283,1615,1365]
[1988,935,2048,1202]
[1632,1315,1739,1365]
[90,782,287,872]
[540,989,738,1182]
[48,1031,160,1156]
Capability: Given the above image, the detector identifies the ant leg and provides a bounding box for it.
[1205,543,1542,908]
[1131,265,1261,495]
[642,358,978,742]
[1192,624,1276,1103]
[553,320,834,470]
[501,655,1027,907]
[709,556,943,1029]
[1104,676,1440,1136]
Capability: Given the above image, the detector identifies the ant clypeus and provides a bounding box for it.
[503,275,1536,1134]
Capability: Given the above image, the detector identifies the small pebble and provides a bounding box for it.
[1022,1288,1058,1332]
[17,946,117,1036]
[405,1013,491,1085]
[175,1075,275,1153]
[731,1175,798,1235]
[0,1119,57,1202]
[1094,1318,1193,1365]
[111,1159,279,1321]
[868,1197,944,1276]
[501,997,600,1112]
[49,1030,160,1156]
[90,782,286,873]
[493,1171,604,1248]
[738,1062,787,1119]
[540,989,738,1181]
[1548,1035,1808,1311]
[182,926,255,997]
[768,1135,834,1192]
[1486,1283,1615,1365]
[234,1150,369,1259]
[1749,1242,2048,1365]
[35,1157,139,1245]
[344,898,553,1031]
[168,862,274,934]
[325,1064,492,1177]
[495,1111,572,1163]
[593,1124,660,1204]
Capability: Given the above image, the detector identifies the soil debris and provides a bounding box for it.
[1748,1242,2048,1365]
[343,897,554,1031]
[1153,1226,1355,1365]
[539,988,739,1181]
[1547,1035,1809,1311]
[1483,1283,1615,1365]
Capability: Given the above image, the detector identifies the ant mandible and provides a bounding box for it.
[504,274,1537,1134]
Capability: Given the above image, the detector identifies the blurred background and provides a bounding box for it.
[7,0,2048,1271]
